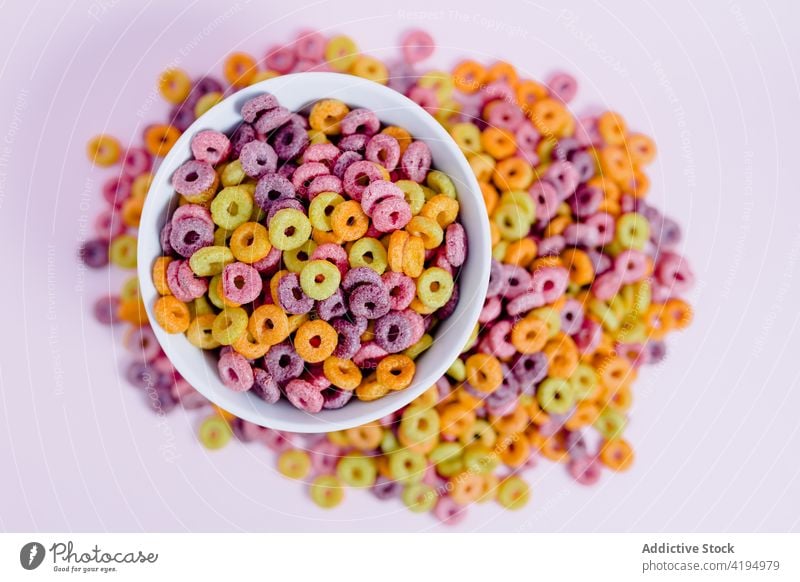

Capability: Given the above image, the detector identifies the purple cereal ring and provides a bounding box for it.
[342,266,382,292]
[551,138,581,163]
[169,216,214,257]
[264,343,304,384]
[563,223,600,248]
[353,341,388,369]
[316,288,347,321]
[93,295,120,325]
[479,295,503,323]
[171,159,218,198]
[568,456,602,486]
[585,212,616,246]
[239,140,278,178]
[343,160,386,200]
[222,262,263,304]
[332,318,362,359]
[303,365,331,390]
[433,249,454,276]
[515,122,540,162]
[311,243,349,277]
[302,143,341,169]
[266,198,305,225]
[531,266,568,303]
[338,134,369,153]
[529,180,560,221]
[506,291,546,317]
[276,272,314,314]
[486,101,524,131]
[485,260,505,298]
[573,317,602,355]
[307,174,343,199]
[569,184,603,218]
[122,147,152,177]
[655,252,695,294]
[126,362,159,389]
[272,118,308,160]
[261,428,301,452]
[241,93,280,123]
[360,180,404,216]
[340,108,380,136]
[124,325,161,362]
[501,264,531,300]
[402,309,425,345]
[252,246,282,274]
[309,440,341,473]
[445,223,467,267]
[372,476,401,500]
[645,340,667,365]
[592,270,624,301]
[321,386,354,410]
[230,123,257,158]
[169,103,195,132]
[252,367,280,404]
[254,173,296,211]
[159,222,173,254]
[586,250,613,275]
[372,197,412,232]
[102,175,132,207]
[191,129,231,165]
[512,352,549,389]
[285,379,324,413]
[254,106,292,134]
[381,272,416,311]
[374,311,414,353]
[570,150,596,182]
[218,350,255,392]
[437,283,460,320]
[365,134,401,171]
[614,249,649,284]
[291,162,329,198]
[387,59,418,94]
[94,208,125,241]
[652,215,682,249]
[332,150,363,178]
[348,283,391,320]
[400,140,431,183]
[560,299,585,335]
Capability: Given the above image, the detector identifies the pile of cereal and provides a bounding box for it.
[151,92,466,412]
[82,28,694,523]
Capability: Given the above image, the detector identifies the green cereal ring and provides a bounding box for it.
[120,276,140,301]
[213,227,232,246]
[190,295,215,317]
[630,280,652,316]
[615,315,647,343]
[446,357,466,382]
[336,453,377,488]
[211,306,248,345]
[186,314,221,349]
[198,415,232,450]
[537,377,575,414]
[210,185,254,230]
[569,363,598,401]
[529,307,561,338]
[429,442,462,467]
[416,267,454,309]
[594,407,627,440]
[348,237,388,274]
[389,449,426,484]
[310,475,344,509]
[380,431,400,454]
[277,449,312,480]
[220,159,247,187]
[208,274,225,309]
[283,240,318,273]
[189,245,234,276]
[450,122,482,154]
[402,482,437,513]
[492,240,509,261]
[497,476,530,510]
[395,180,426,215]
[426,170,456,198]
[404,333,433,360]
[421,185,437,202]
[269,208,312,251]
[616,212,650,250]
[588,298,620,332]
[308,192,344,232]
[300,259,341,300]
[493,203,532,240]
[463,323,479,352]
[500,190,536,222]
[109,234,137,268]
[462,442,499,475]
[400,407,440,443]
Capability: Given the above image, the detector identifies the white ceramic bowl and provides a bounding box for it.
[138,72,489,433]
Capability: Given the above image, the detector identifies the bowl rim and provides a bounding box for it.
[137,72,490,432]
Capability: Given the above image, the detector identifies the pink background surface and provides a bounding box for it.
[1,0,799,532]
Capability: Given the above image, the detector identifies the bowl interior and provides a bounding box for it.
[138,73,490,432]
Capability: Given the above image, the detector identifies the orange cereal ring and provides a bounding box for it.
[144,124,181,157]
[493,157,534,191]
[515,80,548,110]
[153,295,190,334]
[388,229,409,273]
[529,98,568,136]
[627,133,657,166]
[450,472,483,505]
[402,235,425,279]
[498,434,530,468]
[599,438,634,471]
[599,146,635,185]
[539,433,569,463]
[607,384,633,412]
[490,407,529,435]
[504,238,538,267]
[312,228,344,246]
[597,111,627,146]
[480,182,499,216]
[86,134,121,166]
[561,248,594,286]
[224,52,258,87]
[420,195,460,228]
[598,355,632,391]
[480,127,516,160]
[323,357,363,391]
[345,422,383,451]
[232,330,271,360]
[355,375,390,402]
[543,334,579,378]
[643,303,672,340]
[248,304,290,345]
[664,298,693,330]
[309,99,350,135]
[376,354,415,391]
[269,270,290,305]
[452,59,486,94]
[565,401,601,430]
[465,353,503,393]
[439,402,476,438]
[511,317,549,354]
[120,196,144,228]
[524,395,551,426]
[381,126,412,154]
[152,256,172,296]
[158,68,191,104]
[544,214,572,237]
[331,200,369,241]
[622,169,650,199]
[469,153,496,183]
[485,61,518,86]
[294,319,337,363]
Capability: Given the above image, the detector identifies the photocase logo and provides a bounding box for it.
[20,542,46,570]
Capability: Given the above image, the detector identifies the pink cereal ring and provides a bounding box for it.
[592,270,624,301]
[546,71,579,103]
[400,140,432,183]
[574,317,602,354]
[222,262,263,305]
[487,320,516,360]
[172,203,213,227]
[217,350,255,392]
[166,259,197,302]
[340,108,380,136]
[190,130,231,165]
[407,86,439,113]
[307,174,343,199]
[486,101,525,132]
[285,379,324,413]
[506,291,546,317]
[529,180,560,221]
[311,243,349,277]
[568,456,602,486]
[562,222,600,248]
[177,259,209,300]
[481,81,516,105]
[545,160,580,199]
[401,29,435,64]
[102,176,132,207]
[381,272,416,311]
[530,266,568,303]
[434,496,467,526]
[122,147,152,177]
[360,180,403,216]
[372,197,412,232]
[291,162,329,198]
[365,134,401,171]
[479,295,503,323]
[585,212,616,245]
[614,249,649,284]
[302,143,341,168]
[309,440,341,473]
[265,45,297,74]
[343,160,386,200]
[94,208,125,240]
[445,222,467,267]
[239,141,278,178]
[241,93,280,123]
[353,342,389,370]
[655,252,695,295]
[294,30,326,62]
[401,309,426,345]
[261,428,301,452]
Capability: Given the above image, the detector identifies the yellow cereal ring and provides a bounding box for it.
[86,134,121,166]
[186,314,220,349]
